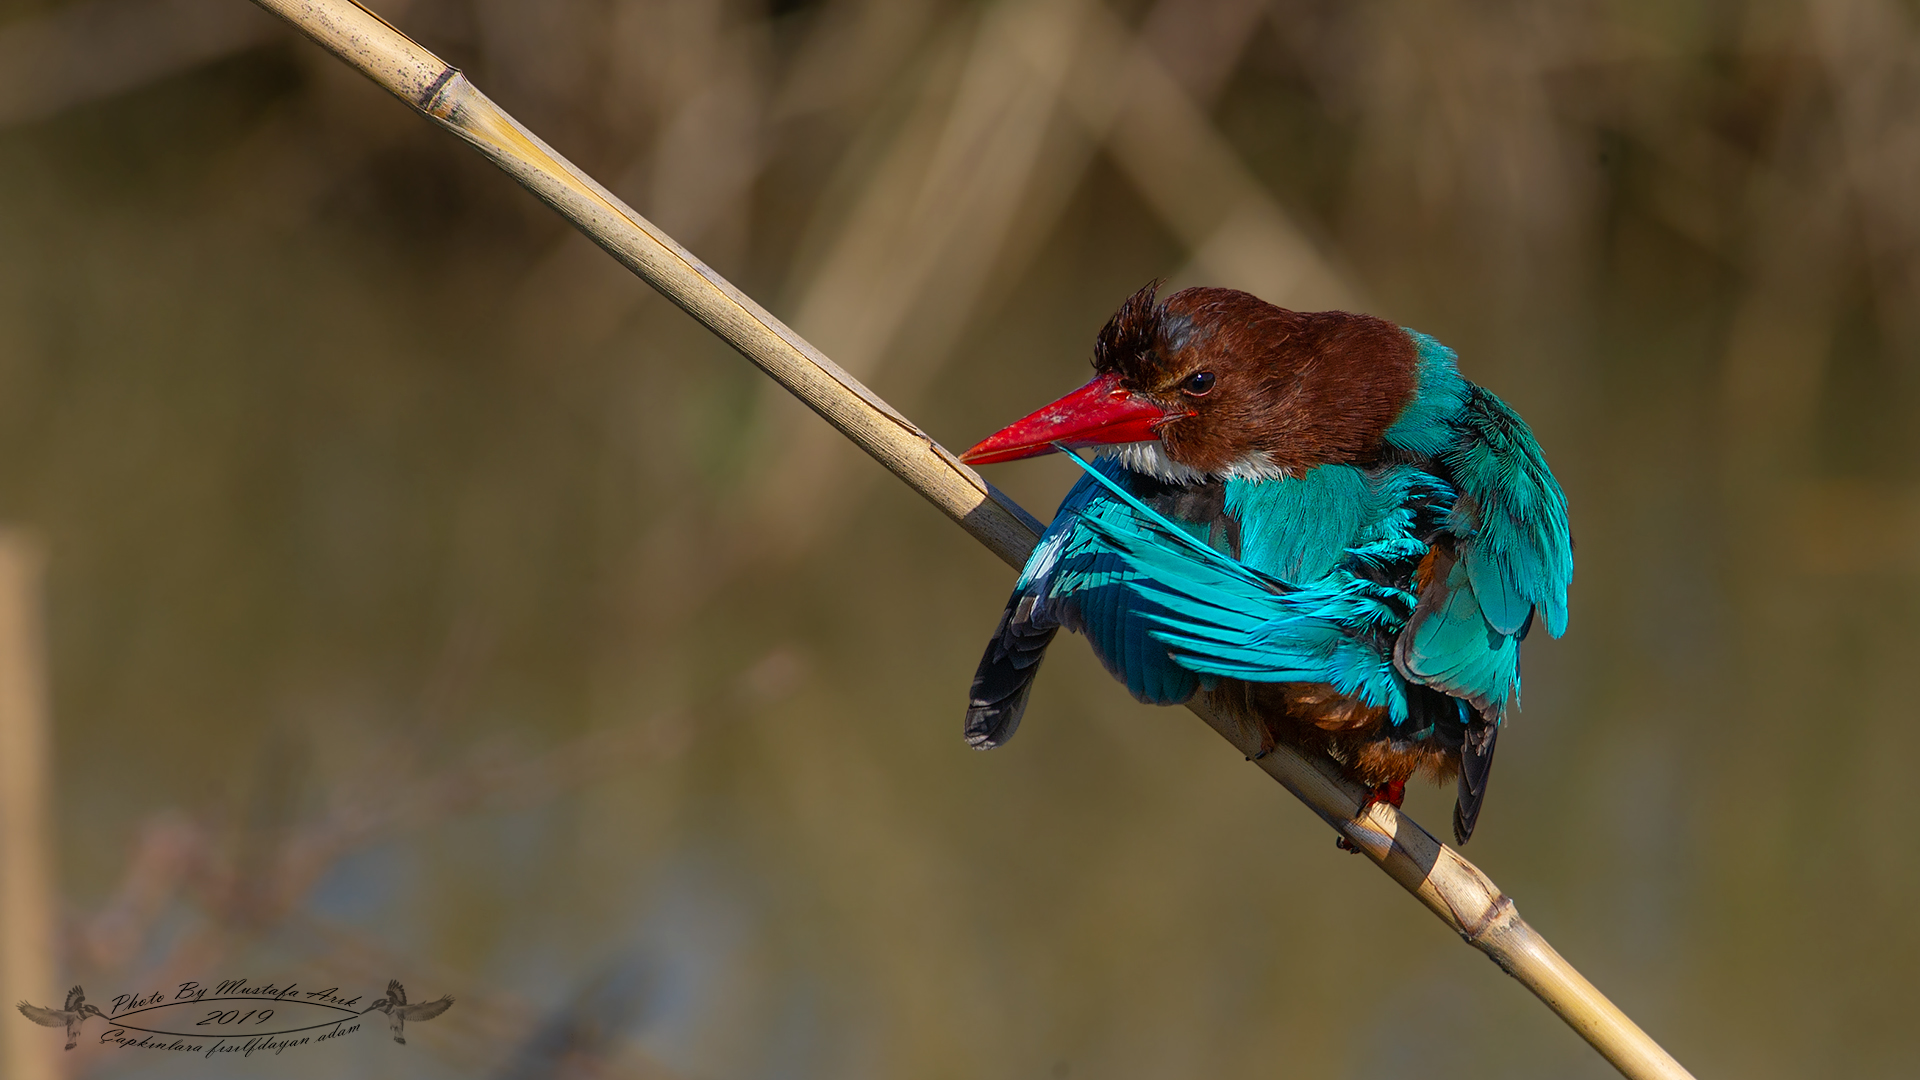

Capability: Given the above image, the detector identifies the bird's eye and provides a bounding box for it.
[1182,371,1216,396]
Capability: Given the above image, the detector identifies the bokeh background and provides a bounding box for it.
[0,0,1916,1076]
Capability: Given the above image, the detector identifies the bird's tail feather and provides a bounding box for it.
[965,595,1058,748]
[1452,717,1497,844]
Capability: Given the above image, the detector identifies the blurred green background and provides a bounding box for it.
[1,0,1916,1075]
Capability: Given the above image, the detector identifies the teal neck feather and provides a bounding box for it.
[1383,330,1471,457]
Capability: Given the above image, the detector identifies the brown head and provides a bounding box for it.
[961,283,1419,480]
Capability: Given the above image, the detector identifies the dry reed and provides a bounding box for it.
[0,533,55,1080]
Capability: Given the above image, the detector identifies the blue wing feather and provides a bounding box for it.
[1395,551,1519,715]
[1382,333,1573,717]
[1391,335,1572,640]
[1059,451,1424,728]
[1012,459,1203,706]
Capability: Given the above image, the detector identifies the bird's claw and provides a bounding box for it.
[1364,779,1406,810]
[1336,781,1407,852]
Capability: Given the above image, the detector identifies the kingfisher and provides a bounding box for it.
[16,985,106,1050]
[363,980,454,1044]
[960,283,1571,844]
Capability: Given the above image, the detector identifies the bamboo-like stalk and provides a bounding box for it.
[0,532,55,1080]
[243,3,1695,1077]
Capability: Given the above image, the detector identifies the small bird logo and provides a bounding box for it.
[363,979,453,1044]
[17,985,106,1050]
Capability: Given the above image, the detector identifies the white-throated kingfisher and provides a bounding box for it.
[960,283,1572,844]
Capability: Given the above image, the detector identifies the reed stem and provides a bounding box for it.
[0,533,54,1080]
[243,3,1694,1077]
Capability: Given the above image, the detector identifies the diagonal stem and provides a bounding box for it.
[240,3,1694,1077]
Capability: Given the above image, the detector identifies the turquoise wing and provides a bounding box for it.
[1394,383,1572,719]
[1392,546,1520,718]
[1014,459,1207,707]
[1058,454,1429,728]
[1379,334,1573,721]
[966,458,1213,748]
[1443,384,1572,638]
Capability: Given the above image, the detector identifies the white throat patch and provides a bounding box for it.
[1092,442,1292,484]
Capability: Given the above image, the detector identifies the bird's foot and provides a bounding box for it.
[1246,727,1278,762]
[1334,781,1406,852]
[1366,779,1407,810]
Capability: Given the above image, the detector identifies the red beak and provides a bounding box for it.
[960,373,1181,465]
